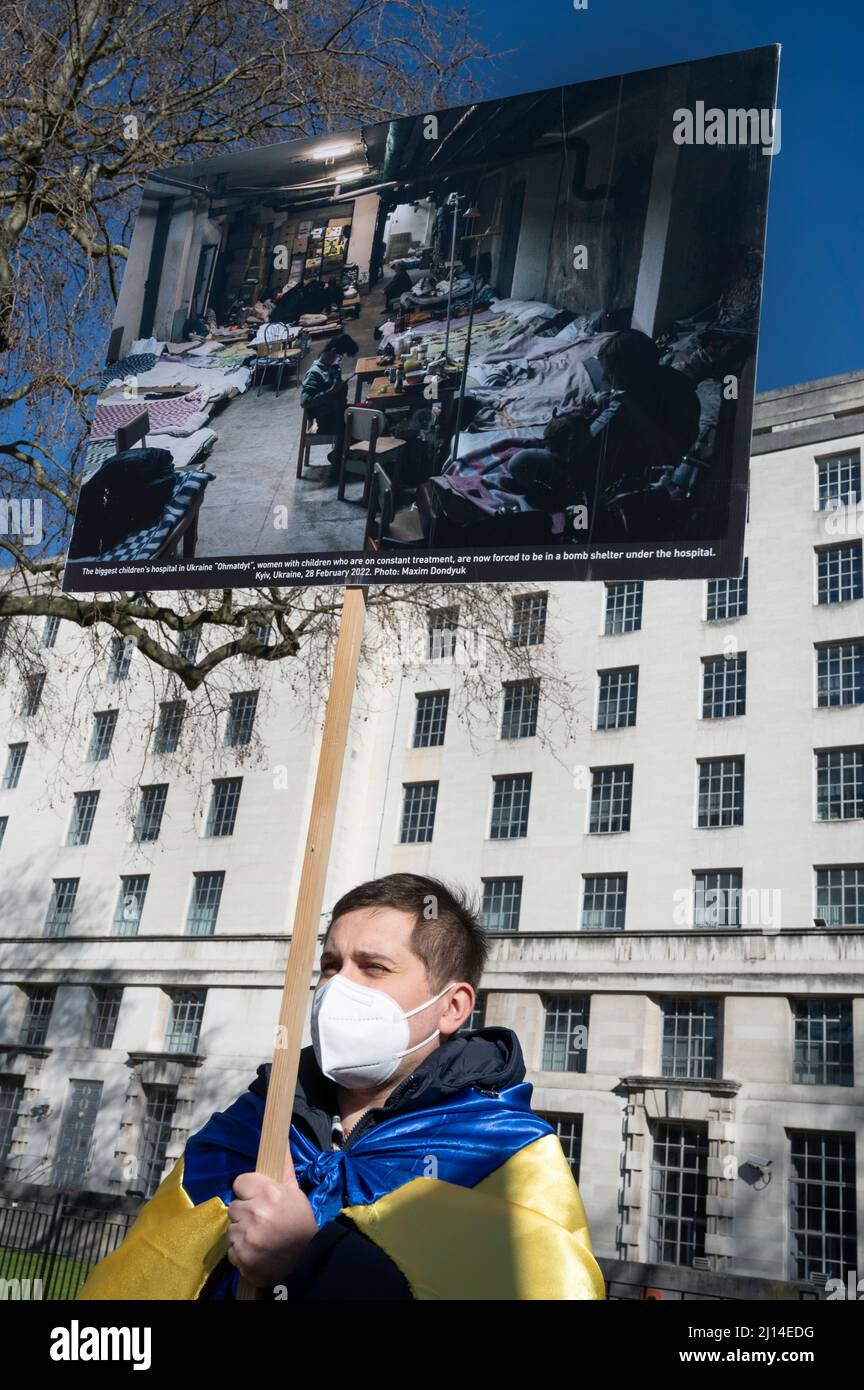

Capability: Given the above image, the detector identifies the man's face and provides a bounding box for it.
[318,907,474,1076]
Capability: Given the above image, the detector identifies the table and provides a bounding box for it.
[352,355,390,403]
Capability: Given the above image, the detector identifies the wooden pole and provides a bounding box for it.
[236,584,367,1299]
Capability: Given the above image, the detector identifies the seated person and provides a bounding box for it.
[507,414,597,513]
[269,284,304,326]
[385,262,413,311]
[299,333,359,480]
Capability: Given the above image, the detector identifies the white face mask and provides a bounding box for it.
[311,973,455,1090]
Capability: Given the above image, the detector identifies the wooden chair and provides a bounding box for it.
[364,459,426,547]
[252,325,295,397]
[296,407,340,478]
[338,406,405,505]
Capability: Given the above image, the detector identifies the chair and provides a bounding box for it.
[338,406,405,505]
[365,459,426,547]
[296,407,340,478]
[252,325,293,397]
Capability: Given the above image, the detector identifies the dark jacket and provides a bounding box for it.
[236,1027,527,1300]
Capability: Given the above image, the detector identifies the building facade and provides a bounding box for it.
[1,371,863,1293]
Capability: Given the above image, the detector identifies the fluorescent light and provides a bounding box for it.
[334,167,365,182]
[314,143,353,161]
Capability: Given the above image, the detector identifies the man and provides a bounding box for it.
[299,332,358,480]
[78,874,605,1301]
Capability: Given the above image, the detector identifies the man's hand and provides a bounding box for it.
[227,1171,319,1288]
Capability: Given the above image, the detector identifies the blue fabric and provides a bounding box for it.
[184,1081,553,1299]
[92,469,214,562]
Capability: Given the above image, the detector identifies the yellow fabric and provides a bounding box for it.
[77,1157,228,1301]
[345,1134,606,1301]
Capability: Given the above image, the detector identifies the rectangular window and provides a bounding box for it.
[413,691,449,748]
[0,817,6,849]
[87,710,118,762]
[817,451,861,510]
[500,681,539,739]
[649,1122,709,1266]
[67,791,99,846]
[582,874,627,930]
[134,784,168,842]
[165,990,205,1054]
[20,987,55,1046]
[399,782,438,844]
[154,700,186,754]
[480,877,523,932]
[789,1131,857,1282]
[816,748,864,821]
[706,558,748,621]
[597,667,638,729]
[697,758,744,827]
[0,1076,24,1167]
[817,542,863,605]
[661,998,720,1079]
[604,581,643,634]
[186,872,225,936]
[2,743,26,789]
[176,630,200,662]
[206,778,242,837]
[512,592,548,646]
[90,987,123,1049]
[107,636,132,681]
[137,1086,177,1199]
[22,672,46,716]
[244,622,271,659]
[540,1113,583,1182]
[490,773,531,839]
[428,608,458,661]
[465,994,487,1031]
[113,875,149,936]
[792,999,853,1086]
[42,615,61,648]
[44,878,79,938]
[225,691,259,748]
[589,766,633,833]
[693,870,742,928]
[701,653,746,719]
[816,866,864,928]
[816,641,864,708]
[542,996,589,1073]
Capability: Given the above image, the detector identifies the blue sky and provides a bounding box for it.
[466,0,862,393]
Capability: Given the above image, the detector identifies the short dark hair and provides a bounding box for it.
[324,333,358,357]
[326,873,487,991]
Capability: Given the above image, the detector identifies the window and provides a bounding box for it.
[512,592,547,646]
[176,630,200,662]
[817,451,861,510]
[134,784,168,842]
[44,878,79,937]
[225,691,259,748]
[244,621,271,659]
[597,667,638,729]
[0,817,6,849]
[206,778,242,837]
[701,653,746,719]
[490,773,531,839]
[428,608,458,661]
[399,782,438,844]
[540,1114,583,1182]
[706,558,748,621]
[154,700,185,754]
[789,1131,857,1283]
[815,748,864,821]
[542,996,589,1072]
[42,615,61,648]
[413,691,449,748]
[588,766,632,833]
[817,542,863,605]
[90,988,123,1049]
[582,874,627,930]
[693,870,742,928]
[661,998,720,1079]
[816,867,864,928]
[20,987,55,1046]
[480,877,522,932]
[186,872,225,936]
[500,681,539,739]
[87,710,118,762]
[67,791,99,846]
[113,875,149,936]
[0,1076,23,1168]
[816,641,864,708]
[792,1000,853,1086]
[464,994,487,1031]
[604,581,643,634]
[165,990,205,1054]
[697,758,744,827]
[22,672,46,716]
[137,1086,177,1199]
[649,1123,709,1266]
[107,636,132,681]
[2,743,26,789]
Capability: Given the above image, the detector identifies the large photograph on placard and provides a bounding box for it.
[62,45,778,593]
